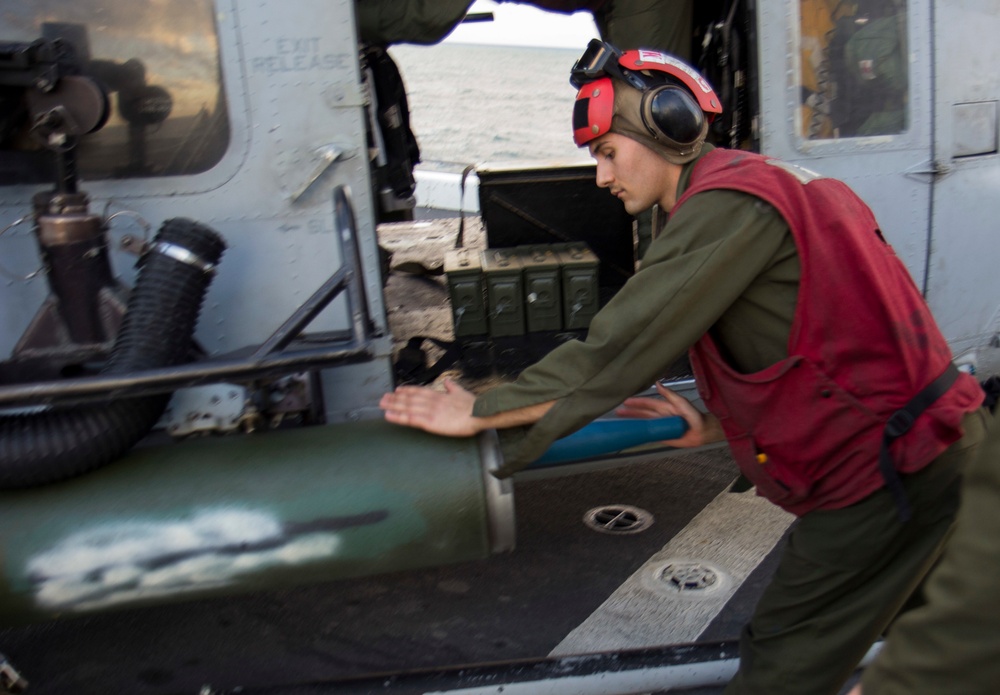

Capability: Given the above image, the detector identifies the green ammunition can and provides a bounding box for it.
[481,248,525,337]
[556,242,600,330]
[444,249,488,338]
[518,245,562,333]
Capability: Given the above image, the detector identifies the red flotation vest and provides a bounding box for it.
[680,148,983,516]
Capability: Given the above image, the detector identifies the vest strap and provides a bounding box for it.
[879,363,960,521]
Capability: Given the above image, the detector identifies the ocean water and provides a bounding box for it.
[388,43,594,171]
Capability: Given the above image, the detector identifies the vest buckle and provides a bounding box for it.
[886,409,916,439]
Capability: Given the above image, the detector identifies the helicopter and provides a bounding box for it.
[0,0,997,692]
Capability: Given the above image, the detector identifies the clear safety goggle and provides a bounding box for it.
[570,39,653,92]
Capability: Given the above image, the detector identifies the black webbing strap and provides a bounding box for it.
[880,363,960,522]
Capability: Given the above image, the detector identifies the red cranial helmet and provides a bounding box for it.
[570,40,722,150]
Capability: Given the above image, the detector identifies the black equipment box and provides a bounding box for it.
[476,162,635,291]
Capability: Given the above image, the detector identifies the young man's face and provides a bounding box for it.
[589,133,679,214]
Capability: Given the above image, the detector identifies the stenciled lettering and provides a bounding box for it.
[251,36,346,75]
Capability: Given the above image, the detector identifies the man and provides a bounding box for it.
[380,40,987,694]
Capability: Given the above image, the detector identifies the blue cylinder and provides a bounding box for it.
[532,416,689,467]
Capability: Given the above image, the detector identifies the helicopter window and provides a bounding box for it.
[798,0,908,139]
[0,0,229,185]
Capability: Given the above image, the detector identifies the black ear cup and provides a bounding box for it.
[640,85,706,147]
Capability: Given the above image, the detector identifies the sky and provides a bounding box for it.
[443,1,599,49]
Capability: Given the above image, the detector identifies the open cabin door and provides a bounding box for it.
[754,0,933,291]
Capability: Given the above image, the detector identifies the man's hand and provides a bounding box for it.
[615,382,725,448]
[380,378,481,437]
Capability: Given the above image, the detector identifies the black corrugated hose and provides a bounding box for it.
[0,218,226,489]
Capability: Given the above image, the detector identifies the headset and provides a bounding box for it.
[570,39,722,149]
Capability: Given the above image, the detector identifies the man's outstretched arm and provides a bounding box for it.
[380,378,556,437]
[381,378,724,453]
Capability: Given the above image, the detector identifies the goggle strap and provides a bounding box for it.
[572,98,591,134]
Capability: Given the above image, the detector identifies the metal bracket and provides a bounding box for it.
[904,159,950,182]
[290,144,352,203]
[105,209,153,257]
